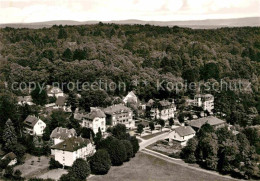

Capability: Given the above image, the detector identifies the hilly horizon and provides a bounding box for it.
[1,17,260,29]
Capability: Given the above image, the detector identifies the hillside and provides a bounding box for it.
[0,17,259,29]
[0,23,260,127]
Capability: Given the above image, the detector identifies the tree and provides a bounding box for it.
[149,122,155,133]
[94,128,102,145]
[90,149,111,175]
[122,140,133,161]
[59,173,79,181]
[112,124,128,140]
[66,92,78,113]
[169,118,174,127]
[109,139,127,166]
[158,119,165,131]
[81,127,94,139]
[181,138,198,163]
[69,159,90,180]
[13,169,22,180]
[62,48,73,61]
[31,84,48,106]
[3,119,17,151]
[4,166,14,178]
[137,124,144,136]
[130,136,139,156]
[49,157,62,169]
[58,28,67,39]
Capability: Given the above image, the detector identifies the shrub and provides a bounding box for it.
[49,158,63,169]
[122,140,133,161]
[69,159,90,180]
[130,136,139,156]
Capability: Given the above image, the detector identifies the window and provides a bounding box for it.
[63,157,65,161]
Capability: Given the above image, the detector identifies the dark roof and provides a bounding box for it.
[50,127,76,140]
[51,137,91,152]
[24,115,40,128]
[86,109,106,120]
[55,96,66,106]
[174,126,195,137]
[189,116,225,129]
[103,104,131,115]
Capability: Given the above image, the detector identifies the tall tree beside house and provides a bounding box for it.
[169,118,174,127]
[158,119,165,131]
[149,122,155,133]
[66,92,78,113]
[181,138,198,163]
[2,119,17,151]
[67,115,81,135]
[30,84,48,106]
[81,127,95,139]
[111,124,129,140]
[94,128,102,145]
[137,124,144,136]
[90,149,111,175]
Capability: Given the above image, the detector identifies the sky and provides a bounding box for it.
[0,0,259,24]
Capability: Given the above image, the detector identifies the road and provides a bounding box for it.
[138,131,169,150]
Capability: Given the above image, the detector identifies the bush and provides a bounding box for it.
[4,166,13,178]
[108,139,127,166]
[49,158,63,169]
[13,169,23,180]
[90,149,111,175]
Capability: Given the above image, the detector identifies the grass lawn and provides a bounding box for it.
[141,131,167,140]
[89,152,234,181]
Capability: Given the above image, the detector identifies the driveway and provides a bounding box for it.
[138,131,169,150]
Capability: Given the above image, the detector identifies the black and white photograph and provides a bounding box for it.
[0,0,260,180]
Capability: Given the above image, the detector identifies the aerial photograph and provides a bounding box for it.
[0,0,260,180]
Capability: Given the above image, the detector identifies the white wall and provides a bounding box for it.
[33,119,46,136]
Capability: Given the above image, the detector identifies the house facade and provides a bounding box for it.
[51,137,96,167]
[147,99,176,120]
[168,126,195,146]
[103,104,134,129]
[50,127,77,145]
[23,115,46,136]
[47,85,65,98]
[81,109,106,134]
[194,94,214,112]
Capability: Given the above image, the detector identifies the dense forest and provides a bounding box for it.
[0,23,260,126]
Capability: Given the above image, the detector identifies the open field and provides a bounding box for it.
[89,152,235,181]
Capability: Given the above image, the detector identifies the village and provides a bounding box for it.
[0,84,236,181]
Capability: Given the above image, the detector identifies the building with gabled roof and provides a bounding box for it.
[168,126,196,146]
[81,109,106,134]
[54,96,71,112]
[23,115,46,136]
[146,99,176,120]
[103,104,134,129]
[50,127,77,145]
[51,137,95,167]
[188,116,225,131]
[123,91,138,104]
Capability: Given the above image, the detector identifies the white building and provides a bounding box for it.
[47,85,65,98]
[17,96,34,106]
[82,109,106,134]
[50,127,77,145]
[168,126,195,146]
[123,91,138,104]
[103,104,135,129]
[51,137,96,167]
[1,152,17,166]
[147,99,176,120]
[23,115,46,136]
[194,94,214,112]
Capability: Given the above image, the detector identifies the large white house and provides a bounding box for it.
[194,94,214,112]
[82,109,106,134]
[146,99,176,120]
[123,91,138,104]
[103,104,135,129]
[23,115,46,136]
[51,137,96,167]
[168,126,195,146]
[50,127,77,145]
[47,85,65,98]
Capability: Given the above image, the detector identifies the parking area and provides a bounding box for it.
[14,155,50,179]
